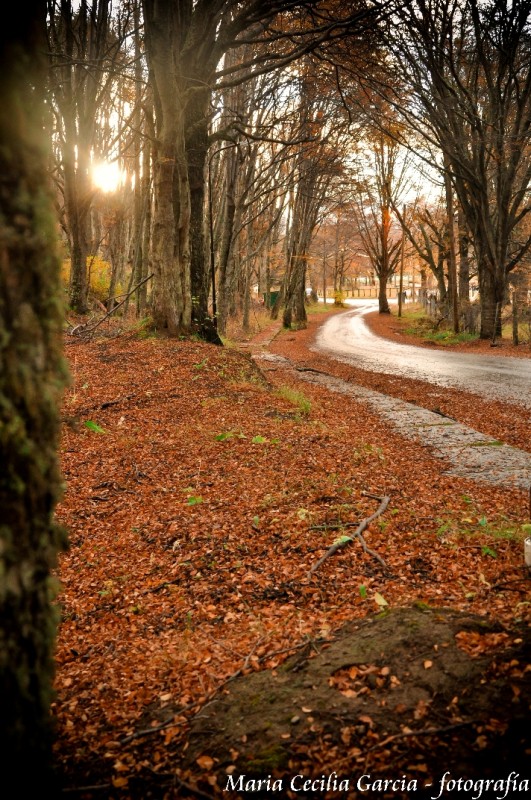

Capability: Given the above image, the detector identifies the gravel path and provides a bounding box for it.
[251,343,531,492]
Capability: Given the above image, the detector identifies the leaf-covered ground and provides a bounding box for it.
[53,308,530,798]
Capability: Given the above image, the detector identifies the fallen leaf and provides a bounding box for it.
[374,592,388,607]
[196,755,214,770]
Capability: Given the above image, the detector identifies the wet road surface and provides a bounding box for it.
[314,301,531,410]
[255,351,531,490]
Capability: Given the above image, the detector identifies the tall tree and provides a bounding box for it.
[141,0,377,337]
[47,0,132,312]
[212,63,309,331]
[395,199,451,311]
[0,0,68,789]
[280,70,344,328]
[353,127,410,313]
[383,0,531,339]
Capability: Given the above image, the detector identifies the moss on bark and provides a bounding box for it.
[0,3,68,789]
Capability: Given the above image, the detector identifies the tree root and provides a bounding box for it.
[118,637,329,745]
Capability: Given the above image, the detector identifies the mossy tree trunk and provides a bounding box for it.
[0,1,68,789]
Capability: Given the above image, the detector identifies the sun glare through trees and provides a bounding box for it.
[91,160,126,193]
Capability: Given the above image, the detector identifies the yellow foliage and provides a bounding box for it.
[333,290,345,306]
[62,256,123,302]
[88,255,113,301]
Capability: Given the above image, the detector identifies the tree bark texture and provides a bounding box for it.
[377,202,392,314]
[144,32,192,335]
[0,1,68,787]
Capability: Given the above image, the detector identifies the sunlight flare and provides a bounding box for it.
[92,160,125,193]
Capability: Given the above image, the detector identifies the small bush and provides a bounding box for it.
[423,330,479,345]
[403,310,438,336]
[333,290,345,306]
[87,256,114,302]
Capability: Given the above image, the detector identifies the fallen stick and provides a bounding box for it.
[174,776,215,800]
[308,495,389,577]
[364,719,477,754]
[62,785,111,794]
[310,521,361,532]
[71,273,154,337]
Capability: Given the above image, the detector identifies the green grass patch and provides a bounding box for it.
[435,512,527,549]
[501,320,531,344]
[422,330,479,345]
[307,301,341,315]
[275,386,312,416]
[401,307,430,324]
[400,307,479,346]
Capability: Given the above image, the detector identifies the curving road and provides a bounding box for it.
[313,300,531,410]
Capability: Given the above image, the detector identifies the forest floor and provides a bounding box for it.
[54,305,530,799]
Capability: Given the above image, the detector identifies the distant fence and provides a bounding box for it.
[319,287,412,300]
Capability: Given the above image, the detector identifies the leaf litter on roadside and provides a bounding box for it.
[54,316,531,796]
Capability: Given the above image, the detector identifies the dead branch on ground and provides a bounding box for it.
[308,494,389,577]
[69,273,153,337]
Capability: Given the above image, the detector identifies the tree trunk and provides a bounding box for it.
[139,95,154,316]
[283,249,308,329]
[378,205,391,314]
[217,145,240,335]
[64,141,90,312]
[292,260,308,327]
[443,162,459,333]
[187,93,211,330]
[478,263,502,340]
[242,261,251,333]
[107,201,127,310]
[131,2,145,316]
[457,206,471,327]
[142,1,193,335]
[0,4,68,788]
[419,268,428,304]
[512,287,520,347]
[378,276,391,314]
[435,248,449,313]
[150,131,192,334]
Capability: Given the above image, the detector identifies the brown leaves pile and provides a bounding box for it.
[53,314,530,792]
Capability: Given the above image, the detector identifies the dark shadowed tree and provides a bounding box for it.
[0,0,68,789]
